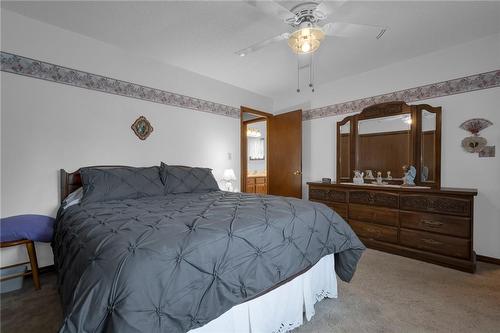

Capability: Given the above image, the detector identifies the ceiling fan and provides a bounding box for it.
[236,1,388,57]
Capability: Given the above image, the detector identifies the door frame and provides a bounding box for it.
[240,106,273,193]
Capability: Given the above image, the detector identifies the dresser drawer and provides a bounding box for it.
[349,203,399,226]
[400,194,471,217]
[332,203,348,219]
[310,200,347,219]
[400,211,470,238]
[247,178,255,185]
[350,220,398,243]
[309,188,347,203]
[349,190,399,209]
[400,229,470,259]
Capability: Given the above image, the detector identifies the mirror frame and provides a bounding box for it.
[336,101,442,188]
[416,104,442,188]
[336,117,355,183]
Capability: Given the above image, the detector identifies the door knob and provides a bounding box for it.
[293,170,302,176]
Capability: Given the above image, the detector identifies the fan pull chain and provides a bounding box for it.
[309,53,315,93]
[309,53,312,88]
[296,54,300,93]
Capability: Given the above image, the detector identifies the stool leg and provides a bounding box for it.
[25,241,41,290]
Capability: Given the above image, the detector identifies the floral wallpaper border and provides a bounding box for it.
[303,69,500,120]
[1,51,498,121]
[0,51,240,118]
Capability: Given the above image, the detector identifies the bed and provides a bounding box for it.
[53,165,365,333]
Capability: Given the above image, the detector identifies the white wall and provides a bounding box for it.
[278,33,500,259]
[0,9,272,267]
[274,33,500,111]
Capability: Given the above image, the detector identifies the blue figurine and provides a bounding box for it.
[403,165,416,186]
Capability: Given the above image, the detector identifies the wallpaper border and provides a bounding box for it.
[0,51,240,118]
[2,51,498,121]
[303,69,500,120]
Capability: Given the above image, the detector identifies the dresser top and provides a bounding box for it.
[307,182,478,196]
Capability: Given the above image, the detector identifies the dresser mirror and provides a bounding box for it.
[337,119,351,182]
[418,106,441,187]
[357,113,413,181]
[336,101,442,188]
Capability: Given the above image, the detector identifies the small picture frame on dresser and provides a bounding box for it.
[321,178,332,184]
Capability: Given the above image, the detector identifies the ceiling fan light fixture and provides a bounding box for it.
[301,42,311,53]
[287,26,325,54]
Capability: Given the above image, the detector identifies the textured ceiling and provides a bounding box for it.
[3,1,500,98]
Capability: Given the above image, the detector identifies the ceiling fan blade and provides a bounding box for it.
[244,0,295,23]
[322,22,388,39]
[235,33,290,57]
[315,0,350,17]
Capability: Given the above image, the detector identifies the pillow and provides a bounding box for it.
[160,163,220,194]
[62,187,83,210]
[81,166,164,203]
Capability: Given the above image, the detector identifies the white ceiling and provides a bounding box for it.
[3,1,500,98]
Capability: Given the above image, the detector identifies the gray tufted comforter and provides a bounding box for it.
[53,191,365,333]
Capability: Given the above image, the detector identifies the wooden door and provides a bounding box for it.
[268,110,302,198]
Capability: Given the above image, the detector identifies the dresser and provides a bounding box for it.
[246,176,267,194]
[308,182,478,272]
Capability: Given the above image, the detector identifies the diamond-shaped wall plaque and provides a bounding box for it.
[131,116,153,140]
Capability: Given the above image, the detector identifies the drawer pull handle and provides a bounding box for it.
[421,238,443,246]
[421,219,443,228]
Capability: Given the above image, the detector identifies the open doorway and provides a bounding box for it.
[241,106,303,198]
[241,107,271,194]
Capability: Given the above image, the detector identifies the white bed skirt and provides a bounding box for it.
[189,254,337,333]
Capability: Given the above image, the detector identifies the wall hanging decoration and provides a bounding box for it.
[131,116,153,140]
[460,118,493,154]
[479,146,495,158]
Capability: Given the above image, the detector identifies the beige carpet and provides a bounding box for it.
[1,249,499,333]
[294,250,500,333]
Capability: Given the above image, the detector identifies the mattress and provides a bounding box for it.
[53,191,365,332]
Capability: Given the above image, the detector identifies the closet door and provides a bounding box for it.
[268,110,302,198]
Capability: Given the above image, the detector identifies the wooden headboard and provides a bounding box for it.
[60,165,129,203]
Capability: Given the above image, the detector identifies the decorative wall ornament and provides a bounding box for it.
[0,52,240,118]
[459,118,493,134]
[461,136,487,153]
[131,116,153,140]
[459,118,494,155]
[479,146,495,158]
[303,70,500,120]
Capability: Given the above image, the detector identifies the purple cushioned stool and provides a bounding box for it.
[0,215,55,290]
